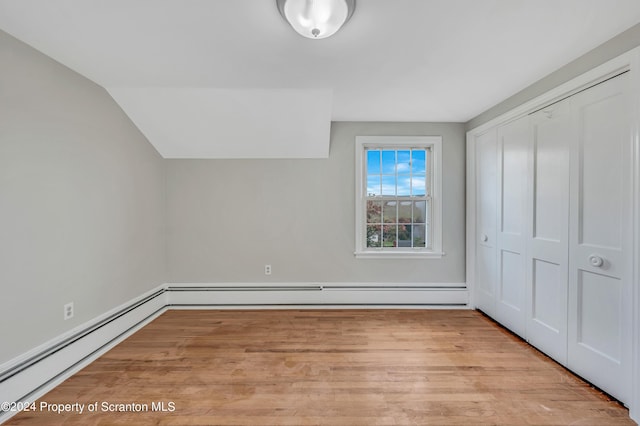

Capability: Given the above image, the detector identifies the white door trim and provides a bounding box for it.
[628,49,640,422]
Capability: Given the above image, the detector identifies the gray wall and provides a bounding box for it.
[466,23,640,131]
[166,122,465,284]
[0,31,166,364]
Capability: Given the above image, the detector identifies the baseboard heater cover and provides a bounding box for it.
[166,284,469,306]
[168,286,323,291]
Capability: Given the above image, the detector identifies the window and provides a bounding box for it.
[355,136,443,258]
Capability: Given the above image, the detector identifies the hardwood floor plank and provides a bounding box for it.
[5,310,633,425]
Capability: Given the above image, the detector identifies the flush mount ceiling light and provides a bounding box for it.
[276,0,356,39]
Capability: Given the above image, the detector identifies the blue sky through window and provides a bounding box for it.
[366,149,426,196]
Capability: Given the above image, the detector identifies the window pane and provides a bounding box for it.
[398,201,412,223]
[397,150,410,173]
[367,150,381,174]
[383,224,397,247]
[397,223,411,247]
[366,225,382,247]
[411,175,426,197]
[366,200,382,223]
[412,224,426,248]
[367,175,381,196]
[397,174,411,196]
[413,201,426,223]
[382,150,396,174]
[381,175,396,196]
[412,150,426,174]
[383,201,397,223]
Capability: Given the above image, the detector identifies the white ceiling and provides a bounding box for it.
[1,0,640,158]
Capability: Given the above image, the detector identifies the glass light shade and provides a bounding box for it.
[279,0,353,39]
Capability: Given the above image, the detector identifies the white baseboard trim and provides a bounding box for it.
[0,281,467,424]
[0,285,168,424]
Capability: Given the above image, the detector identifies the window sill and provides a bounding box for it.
[354,250,445,259]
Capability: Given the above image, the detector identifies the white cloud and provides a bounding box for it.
[396,163,410,173]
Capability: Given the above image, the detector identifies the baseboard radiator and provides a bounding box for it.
[0,282,467,423]
[167,284,468,307]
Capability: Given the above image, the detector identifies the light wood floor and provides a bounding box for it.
[6,310,633,425]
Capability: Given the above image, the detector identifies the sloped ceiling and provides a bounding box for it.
[1,0,640,158]
[106,88,332,158]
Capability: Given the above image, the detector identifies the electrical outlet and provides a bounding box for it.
[64,302,74,320]
[264,264,272,275]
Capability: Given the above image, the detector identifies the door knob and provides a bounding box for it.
[481,234,488,242]
[588,255,604,268]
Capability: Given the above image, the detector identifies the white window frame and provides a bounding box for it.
[354,136,443,259]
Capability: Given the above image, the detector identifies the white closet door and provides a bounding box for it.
[526,101,571,365]
[568,72,632,403]
[475,129,498,316]
[496,117,529,337]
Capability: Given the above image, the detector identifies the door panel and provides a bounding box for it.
[501,250,524,309]
[568,72,631,403]
[496,117,528,337]
[501,140,527,236]
[532,259,563,333]
[526,101,571,365]
[476,244,496,307]
[579,96,624,250]
[533,121,568,242]
[577,270,622,362]
[475,129,498,315]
